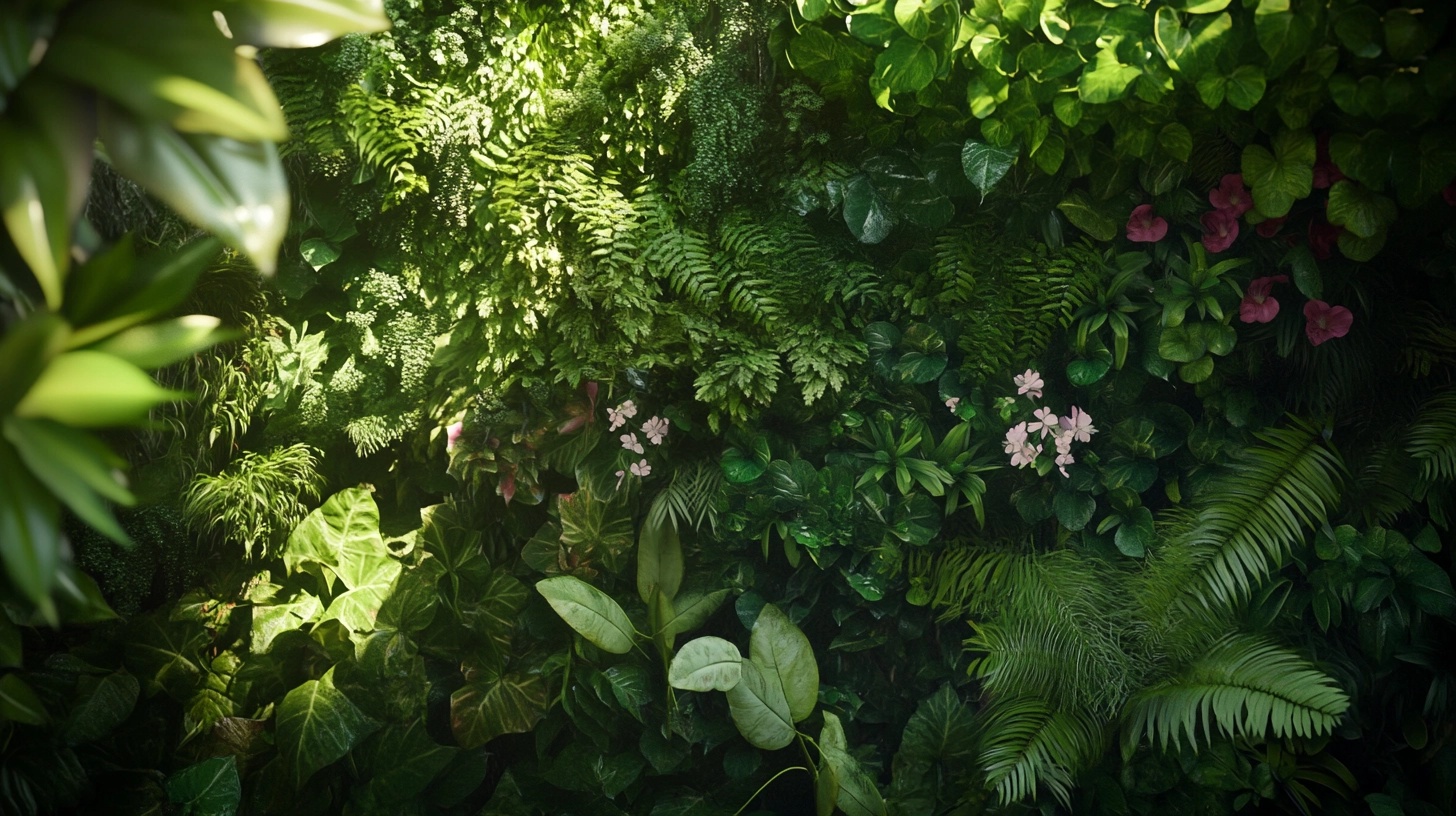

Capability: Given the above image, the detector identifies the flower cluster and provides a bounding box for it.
[1201,174,1251,253]
[609,399,669,488]
[1002,370,1096,477]
[1237,276,1354,346]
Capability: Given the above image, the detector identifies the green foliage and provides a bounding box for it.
[182,444,324,559]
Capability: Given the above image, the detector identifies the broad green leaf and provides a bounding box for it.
[166,756,241,816]
[725,660,794,750]
[1225,65,1266,110]
[68,238,223,346]
[1172,0,1230,11]
[874,36,938,94]
[60,671,139,745]
[1054,491,1096,531]
[88,316,236,370]
[637,516,684,606]
[320,558,401,632]
[1241,129,1315,218]
[1326,180,1396,240]
[284,487,386,590]
[1179,355,1215,383]
[376,566,440,633]
[0,441,62,617]
[459,568,528,661]
[797,0,831,22]
[1283,244,1321,299]
[1337,227,1387,262]
[669,636,743,692]
[817,753,840,816]
[1066,358,1110,386]
[125,616,208,697]
[0,673,46,724]
[1254,0,1318,78]
[659,588,731,638]
[1333,4,1380,58]
[722,447,767,484]
[1057,192,1117,241]
[450,672,548,749]
[842,173,894,244]
[788,28,845,84]
[100,107,288,274]
[1159,123,1192,163]
[0,312,69,415]
[896,352,947,384]
[1384,7,1439,62]
[220,0,391,48]
[848,3,901,45]
[1001,0,1044,33]
[961,140,1017,199]
[821,712,888,816]
[750,604,818,722]
[4,417,133,545]
[898,684,977,762]
[1115,506,1154,557]
[604,664,652,719]
[1077,47,1141,104]
[536,575,636,653]
[277,667,380,787]
[894,0,931,39]
[13,350,184,427]
[250,591,322,653]
[183,654,239,745]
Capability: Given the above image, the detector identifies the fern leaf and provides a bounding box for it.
[1122,633,1350,754]
[978,697,1104,809]
[1407,390,1456,483]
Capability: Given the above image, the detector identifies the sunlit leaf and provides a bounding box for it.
[277,667,380,787]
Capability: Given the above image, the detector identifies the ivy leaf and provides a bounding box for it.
[1077,47,1141,104]
[450,672,548,750]
[893,0,931,39]
[874,36,938,94]
[668,636,743,692]
[166,755,241,816]
[1253,0,1319,79]
[536,576,636,654]
[1225,65,1267,110]
[277,667,380,787]
[1241,129,1315,218]
[961,140,1017,200]
[1326,180,1396,239]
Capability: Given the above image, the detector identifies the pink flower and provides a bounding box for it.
[1313,133,1345,190]
[945,397,960,413]
[1010,442,1041,469]
[1004,422,1029,455]
[1014,369,1044,400]
[446,422,464,451]
[1303,300,1353,346]
[1059,406,1097,444]
[1255,215,1288,238]
[1443,182,1456,207]
[1308,220,1341,260]
[1028,407,1058,438]
[607,400,638,432]
[1209,174,1253,217]
[1239,275,1289,324]
[1055,451,1074,477]
[641,416,670,445]
[620,433,644,454]
[630,459,652,477]
[1201,209,1240,253]
[1126,204,1168,243]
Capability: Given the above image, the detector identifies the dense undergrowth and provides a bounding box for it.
[3,0,1456,814]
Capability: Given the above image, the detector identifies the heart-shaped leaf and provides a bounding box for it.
[277,667,379,787]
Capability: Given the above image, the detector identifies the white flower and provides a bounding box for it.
[1061,406,1097,444]
[630,458,651,477]
[642,415,670,445]
[620,433,644,454]
[614,469,627,490]
[1014,369,1044,400]
[1010,443,1041,469]
[1028,407,1058,438]
[1004,422,1029,455]
[945,397,960,412]
[1055,451,1075,477]
[607,399,638,431]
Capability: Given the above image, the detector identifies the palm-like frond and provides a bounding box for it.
[978,697,1105,809]
[1122,633,1350,754]
[646,459,724,534]
[1172,418,1345,611]
[1407,390,1456,483]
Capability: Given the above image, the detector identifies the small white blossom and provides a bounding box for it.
[642,416,670,445]
[1014,369,1044,400]
[620,433,644,454]
[607,399,638,432]
[630,459,651,477]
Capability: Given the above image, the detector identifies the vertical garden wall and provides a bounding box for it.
[2,0,1455,814]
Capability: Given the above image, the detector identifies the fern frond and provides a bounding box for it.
[1171,418,1345,612]
[1122,633,1350,754]
[978,697,1104,809]
[1407,390,1456,483]
[646,460,724,534]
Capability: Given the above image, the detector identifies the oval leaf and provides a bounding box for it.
[669,636,743,692]
[725,660,794,750]
[277,668,380,787]
[750,603,818,723]
[536,575,636,654]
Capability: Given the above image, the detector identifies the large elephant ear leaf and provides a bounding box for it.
[536,576,636,654]
[749,604,818,722]
[820,712,888,816]
[99,106,288,274]
[276,667,380,788]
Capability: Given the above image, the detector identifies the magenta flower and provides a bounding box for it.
[1201,209,1240,253]
[1209,174,1253,217]
[1239,275,1289,324]
[446,422,464,451]
[1014,369,1044,400]
[1304,300,1353,346]
[1126,204,1168,243]
[641,416,670,445]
